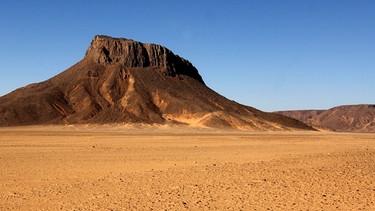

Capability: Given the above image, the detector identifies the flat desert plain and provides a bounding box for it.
[1,125,375,210]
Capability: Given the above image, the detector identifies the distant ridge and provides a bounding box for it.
[276,104,375,132]
[0,35,313,131]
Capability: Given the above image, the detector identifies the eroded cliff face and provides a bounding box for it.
[85,35,204,84]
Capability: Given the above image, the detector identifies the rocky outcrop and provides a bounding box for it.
[85,35,204,83]
[0,35,313,131]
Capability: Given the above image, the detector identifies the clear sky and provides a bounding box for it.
[1,0,374,111]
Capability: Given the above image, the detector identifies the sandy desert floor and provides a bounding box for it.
[0,125,374,210]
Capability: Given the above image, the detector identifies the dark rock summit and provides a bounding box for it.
[85,35,204,83]
[0,35,313,131]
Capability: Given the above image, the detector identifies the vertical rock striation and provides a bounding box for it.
[85,35,204,83]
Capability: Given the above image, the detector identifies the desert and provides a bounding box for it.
[1,125,374,210]
[2,1,375,210]
[0,36,374,210]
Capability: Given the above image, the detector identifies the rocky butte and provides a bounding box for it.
[0,35,313,130]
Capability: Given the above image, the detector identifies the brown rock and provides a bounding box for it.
[276,104,375,132]
[85,35,204,83]
[0,35,313,130]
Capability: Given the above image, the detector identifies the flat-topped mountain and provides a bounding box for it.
[85,36,204,83]
[0,35,313,130]
[277,104,375,132]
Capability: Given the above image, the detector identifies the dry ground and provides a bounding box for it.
[0,125,374,210]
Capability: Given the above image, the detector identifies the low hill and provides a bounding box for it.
[277,104,375,132]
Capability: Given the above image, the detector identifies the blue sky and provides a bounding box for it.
[1,0,374,111]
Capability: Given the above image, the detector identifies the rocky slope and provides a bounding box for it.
[277,104,375,132]
[0,35,313,130]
